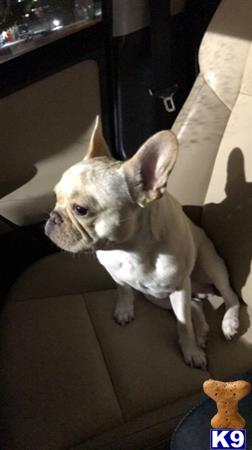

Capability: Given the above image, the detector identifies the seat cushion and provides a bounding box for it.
[2,251,252,449]
[0,295,123,450]
[205,300,252,379]
[1,251,209,450]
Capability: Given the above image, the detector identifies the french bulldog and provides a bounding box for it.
[45,117,240,369]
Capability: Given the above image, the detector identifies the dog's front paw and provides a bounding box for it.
[222,305,240,340]
[191,300,209,349]
[113,303,135,326]
[181,344,207,370]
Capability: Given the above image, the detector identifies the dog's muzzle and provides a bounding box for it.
[45,210,63,236]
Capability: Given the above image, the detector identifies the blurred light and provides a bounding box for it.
[25,13,29,17]
[52,19,61,27]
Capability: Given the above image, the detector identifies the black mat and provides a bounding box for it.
[0,218,57,300]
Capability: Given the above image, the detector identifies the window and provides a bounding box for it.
[0,0,102,63]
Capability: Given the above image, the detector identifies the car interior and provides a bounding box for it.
[1,0,252,449]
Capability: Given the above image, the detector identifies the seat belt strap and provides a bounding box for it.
[148,0,178,113]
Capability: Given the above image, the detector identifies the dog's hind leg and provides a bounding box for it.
[170,277,207,369]
[197,237,240,339]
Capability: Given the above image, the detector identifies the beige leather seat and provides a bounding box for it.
[0,60,101,226]
[1,1,252,449]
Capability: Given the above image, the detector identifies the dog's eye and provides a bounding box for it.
[73,204,88,216]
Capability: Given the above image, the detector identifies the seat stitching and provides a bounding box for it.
[83,294,126,422]
[201,73,233,112]
[70,391,204,450]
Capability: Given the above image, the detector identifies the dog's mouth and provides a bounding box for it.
[45,219,88,253]
[45,218,115,253]
[45,213,128,254]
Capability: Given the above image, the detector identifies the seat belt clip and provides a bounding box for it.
[149,84,178,113]
[162,94,176,113]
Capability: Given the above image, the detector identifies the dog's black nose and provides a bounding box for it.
[50,210,63,225]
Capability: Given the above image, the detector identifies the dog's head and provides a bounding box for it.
[45,117,178,252]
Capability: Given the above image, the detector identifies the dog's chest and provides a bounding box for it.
[96,249,182,298]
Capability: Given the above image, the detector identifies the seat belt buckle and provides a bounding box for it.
[149,84,178,113]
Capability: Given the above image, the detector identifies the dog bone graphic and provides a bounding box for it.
[203,379,251,429]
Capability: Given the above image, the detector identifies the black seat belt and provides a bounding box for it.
[148,0,178,126]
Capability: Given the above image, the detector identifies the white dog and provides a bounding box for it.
[45,117,240,369]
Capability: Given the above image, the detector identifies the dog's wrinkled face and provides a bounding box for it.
[45,156,139,252]
[45,116,178,253]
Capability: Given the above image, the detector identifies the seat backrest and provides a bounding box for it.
[201,0,252,304]
[172,0,252,304]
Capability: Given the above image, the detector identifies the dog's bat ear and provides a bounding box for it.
[85,116,111,159]
[122,130,178,206]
